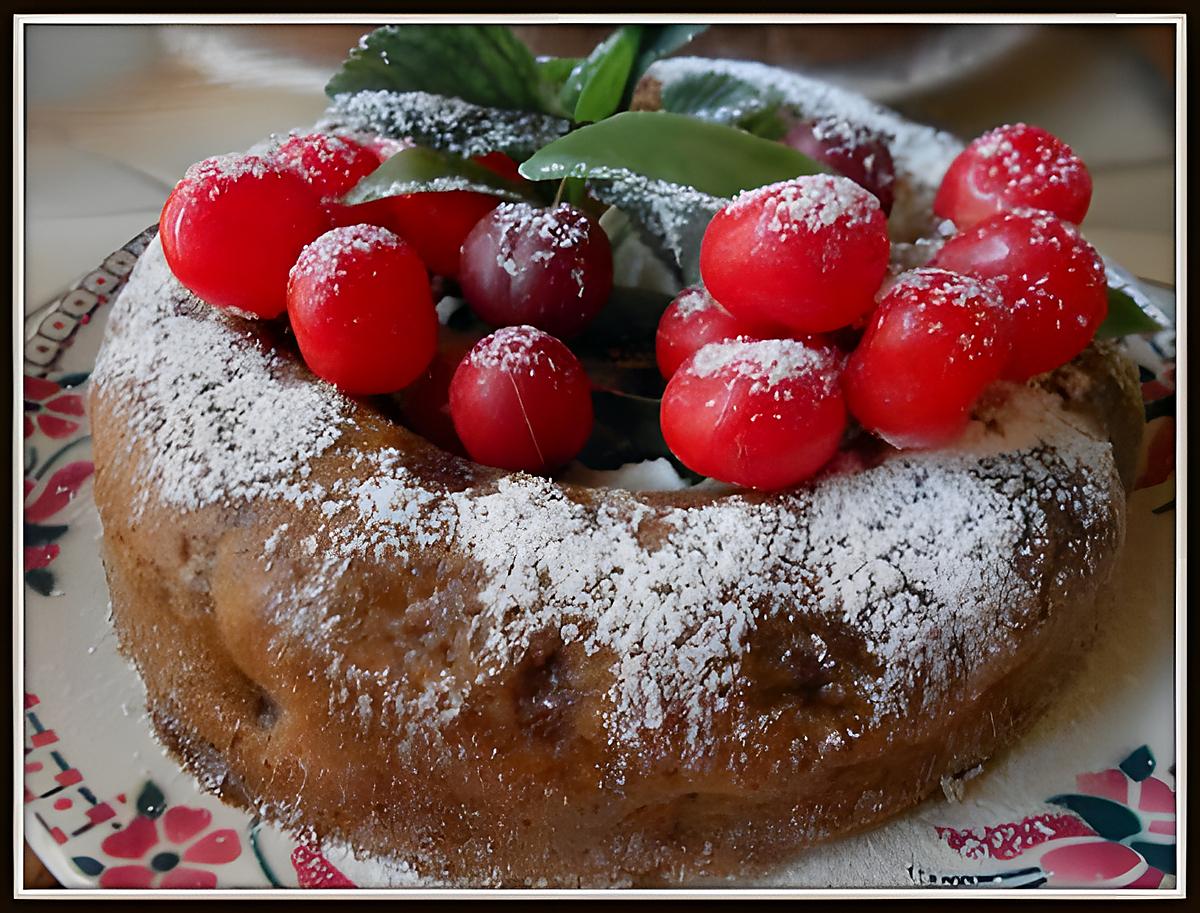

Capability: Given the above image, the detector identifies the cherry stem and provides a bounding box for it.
[551,178,567,208]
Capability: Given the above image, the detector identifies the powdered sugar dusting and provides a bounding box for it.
[971,123,1087,193]
[730,175,880,240]
[257,383,1117,752]
[465,325,554,374]
[322,90,570,160]
[289,223,401,284]
[672,286,723,318]
[688,337,835,390]
[181,154,273,200]
[92,238,349,513]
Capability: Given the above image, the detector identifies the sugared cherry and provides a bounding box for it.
[660,338,846,490]
[449,326,594,473]
[700,175,890,334]
[459,202,614,339]
[274,132,394,229]
[655,286,781,379]
[287,225,436,395]
[160,154,329,318]
[784,117,896,215]
[387,190,500,278]
[931,210,1107,381]
[934,123,1092,229]
[844,268,1012,449]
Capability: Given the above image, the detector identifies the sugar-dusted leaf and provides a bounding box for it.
[587,174,724,286]
[343,146,537,205]
[561,26,641,124]
[323,90,571,161]
[325,25,543,112]
[659,69,787,138]
[519,111,823,198]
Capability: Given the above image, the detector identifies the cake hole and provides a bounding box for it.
[254,690,280,729]
[514,634,577,746]
[742,623,836,706]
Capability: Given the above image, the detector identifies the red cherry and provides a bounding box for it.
[660,338,846,490]
[783,117,896,215]
[387,191,500,278]
[160,154,329,318]
[287,225,437,395]
[934,123,1093,230]
[449,326,594,473]
[274,132,394,229]
[459,202,614,339]
[396,327,478,455]
[844,268,1012,450]
[655,286,784,379]
[700,175,890,334]
[473,151,526,184]
[931,210,1108,380]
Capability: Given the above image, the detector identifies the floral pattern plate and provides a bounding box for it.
[21,229,1178,892]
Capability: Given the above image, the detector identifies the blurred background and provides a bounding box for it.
[22,21,1177,312]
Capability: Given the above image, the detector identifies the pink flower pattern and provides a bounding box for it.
[97,806,241,889]
[24,376,86,440]
[931,747,1174,889]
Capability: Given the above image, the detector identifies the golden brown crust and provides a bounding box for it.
[88,236,1144,886]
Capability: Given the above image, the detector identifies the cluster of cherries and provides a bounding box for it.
[160,120,1106,490]
[159,132,613,473]
[657,122,1107,488]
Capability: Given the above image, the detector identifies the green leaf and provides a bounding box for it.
[519,111,823,198]
[570,285,672,399]
[343,147,536,206]
[1097,286,1164,339]
[325,25,542,112]
[534,56,582,118]
[588,178,722,286]
[627,25,709,91]
[561,26,641,124]
[324,90,571,161]
[136,781,167,819]
[580,390,672,470]
[659,70,788,138]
